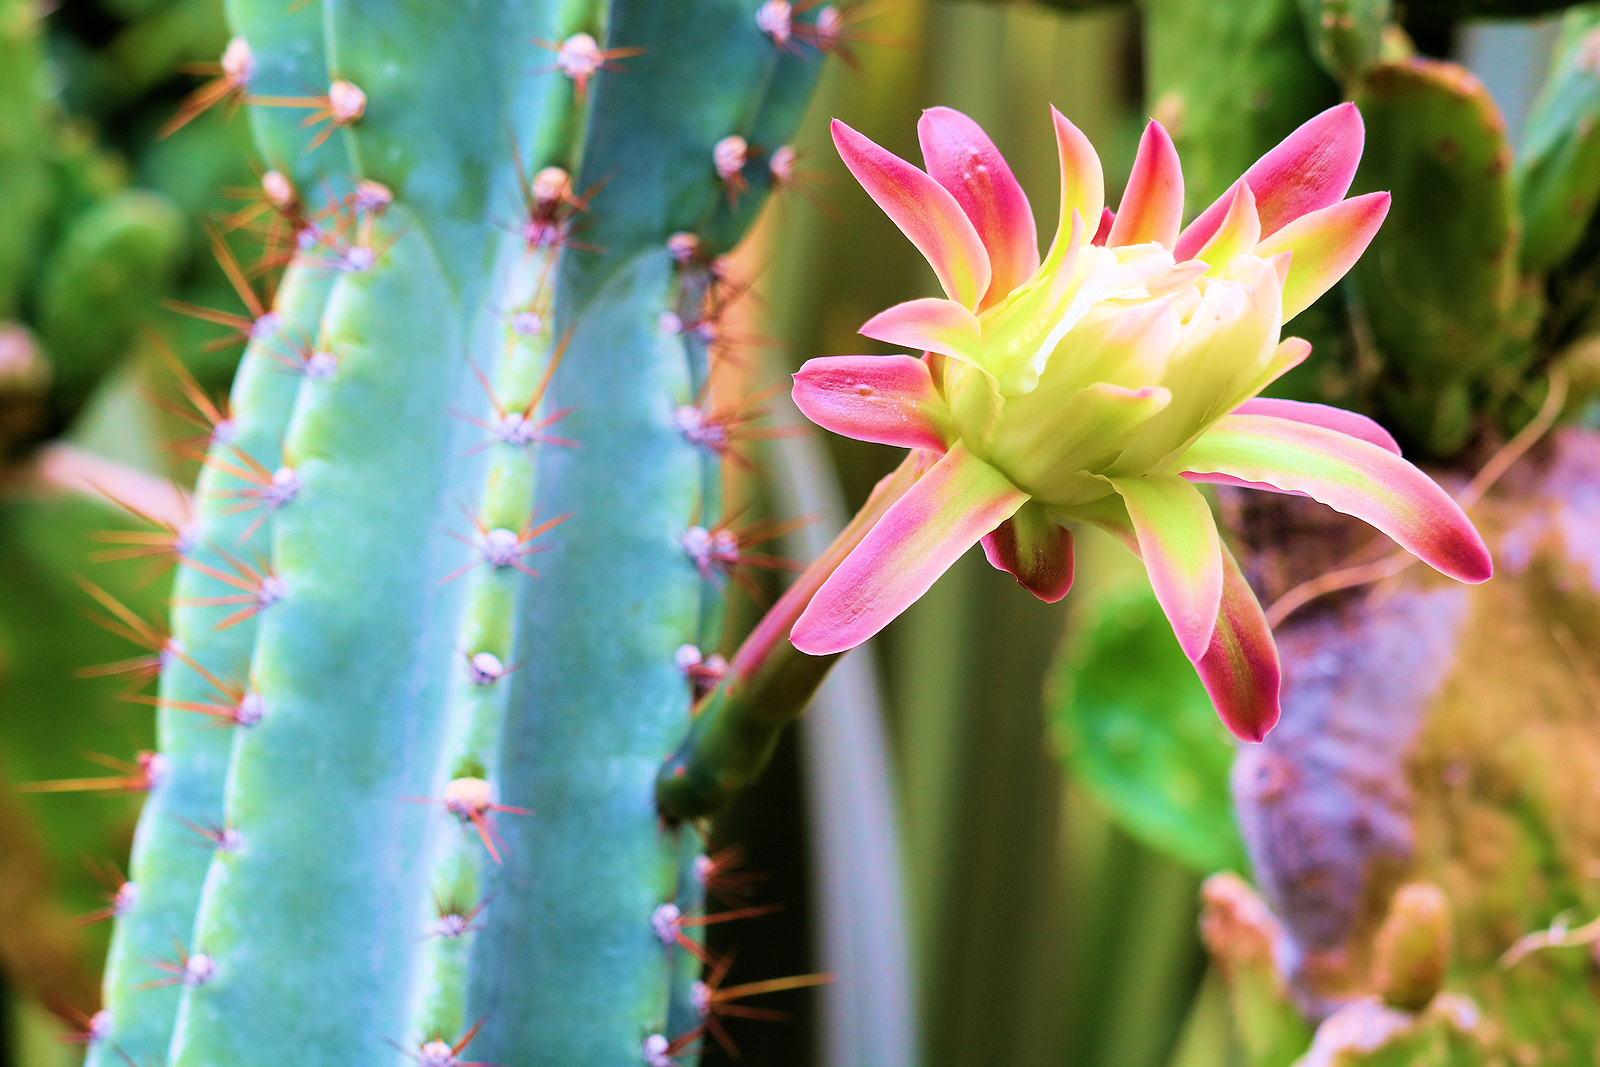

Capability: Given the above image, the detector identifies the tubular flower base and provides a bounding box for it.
[789,104,1492,742]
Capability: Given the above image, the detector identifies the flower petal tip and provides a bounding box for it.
[980,506,1075,603]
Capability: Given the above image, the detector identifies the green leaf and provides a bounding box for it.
[1047,576,1247,875]
[1518,6,1600,274]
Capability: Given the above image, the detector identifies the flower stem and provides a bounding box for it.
[655,448,935,822]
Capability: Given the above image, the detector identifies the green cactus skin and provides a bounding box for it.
[1142,0,1339,220]
[0,0,49,321]
[1516,8,1600,276]
[168,215,472,1062]
[1296,0,1391,87]
[1350,59,1541,457]
[35,190,185,424]
[223,0,340,186]
[464,5,822,1062]
[81,263,334,1067]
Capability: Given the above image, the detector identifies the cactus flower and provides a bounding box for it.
[789,103,1493,741]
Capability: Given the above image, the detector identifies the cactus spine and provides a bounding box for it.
[85,0,825,1062]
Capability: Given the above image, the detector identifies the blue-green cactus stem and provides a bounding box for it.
[83,261,335,1067]
[400,0,605,1042]
[406,241,567,1044]
[224,0,342,185]
[168,214,471,1064]
[464,8,824,1061]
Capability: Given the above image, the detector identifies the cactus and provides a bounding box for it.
[78,1,828,1063]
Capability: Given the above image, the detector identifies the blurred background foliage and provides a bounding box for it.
[1,0,1596,1063]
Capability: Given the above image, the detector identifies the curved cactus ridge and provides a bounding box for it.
[86,0,826,1063]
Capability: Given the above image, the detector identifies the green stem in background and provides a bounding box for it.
[655,448,932,823]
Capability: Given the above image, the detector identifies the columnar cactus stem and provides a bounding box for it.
[464,4,822,1062]
[83,263,334,1067]
[169,215,470,1061]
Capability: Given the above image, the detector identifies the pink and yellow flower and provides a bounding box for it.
[788,103,1492,742]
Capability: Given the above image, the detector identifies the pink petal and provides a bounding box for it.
[1253,192,1391,321]
[1232,397,1400,455]
[1176,102,1365,260]
[1179,414,1493,584]
[1044,107,1105,269]
[919,107,1039,311]
[832,118,992,309]
[1107,473,1223,661]
[1196,543,1281,743]
[792,355,950,452]
[1092,206,1114,246]
[858,297,982,364]
[791,443,1027,655]
[1193,181,1261,268]
[980,500,1074,602]
[1107,121,1184,251]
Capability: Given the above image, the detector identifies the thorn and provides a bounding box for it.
[651,900,781,965]
[126,672,265,728]
[713,136,750,206]
[694,844,769,906]
[13,751,167,796]
[388,1019,494,1067]
[675,644,728,700]
[681,953,832,1059]
[174,814,242,852]
[681,512,808,601]
[441,509,570,584]
[72,575,181,692]
[142,327,236,461]
[533,33,646,99]
[767,145,839,220]
[248,78,366,151]
[52,1004,111,1047]
[453,337,576,455]
[405,777,531,864]
[175,548,284,629]
[135,941,214,990]
[267,333,340,379]
[73,860,137,927]
[161,224,277,353]
[672,383,793,470]
[792,0,897,67]
[501,147,603,259]
[159,36,253,138]
[642,1031,701,1067]
[427,892,492,939]
[205,446,300,544]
